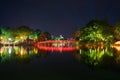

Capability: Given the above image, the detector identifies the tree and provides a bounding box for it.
[29,29,41,42]
[34,29,41,36]
[44,32,51,40]
[76,20,114,42]
[113,21,120,41]
[15,25,33,42]
[38,32,47,41]
[38,32,51,41]
[0,28,1,35]
[0,26,14,42]
[72,27,84,40]
[0,28,2,42]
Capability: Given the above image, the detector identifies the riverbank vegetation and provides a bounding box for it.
[0,25,51,45]
[72,19,120,47]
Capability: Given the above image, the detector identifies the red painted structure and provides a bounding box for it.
[34,40,75,52]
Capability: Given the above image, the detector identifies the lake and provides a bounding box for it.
[0,46,120,80]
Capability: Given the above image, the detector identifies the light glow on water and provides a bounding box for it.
[34,40,75,52]
[36,46,75,52]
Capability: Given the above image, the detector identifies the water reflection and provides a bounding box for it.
[2,45,120,70]
[0,46,48,63]
[113,46,120,66]
[73,46,116,68]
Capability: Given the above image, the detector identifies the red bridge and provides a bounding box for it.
[34,40,75,52]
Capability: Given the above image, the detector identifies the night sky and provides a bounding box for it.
[0,0,120,38]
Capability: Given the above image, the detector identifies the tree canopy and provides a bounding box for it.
[0,25,51,44]
[113,21,120,41]
[73,19,114,43]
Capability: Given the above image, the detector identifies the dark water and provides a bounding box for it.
[0,46,120,80]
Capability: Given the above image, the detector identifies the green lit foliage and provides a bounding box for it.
[54,35,64,40]
[83,20,113,42]
[73,47,114,68]
[29,29,41,41]
[38,32,51,41]
[44,32,51,40]
[0,29,1,42]
[0,25,52,43]
[72,27,84,40]
[115,53,120,65]
[0,28,1,35]
[15,25,33,41]
[35,29,41,36]
[73,20,114,43]
[113,49,120,66]
[38,32,47,41]
[55,37,60,40]
[0,27,14,41]
[113,21,120,41]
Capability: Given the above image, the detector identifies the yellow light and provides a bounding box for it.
[76,41,79,45]
[113,46,120,51]
[112,41,120,51]
[20,47,27,56]
[0,36,3,39]
[114,41,120,45]
[34,48,38,54]
[76,46,79,50]
[20,36,23,39]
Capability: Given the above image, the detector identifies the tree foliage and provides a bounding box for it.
[37,32,51,41]
[15,25,33,41]
[0,27,14,41]
[113,21,120,41]
[73,20,114,42]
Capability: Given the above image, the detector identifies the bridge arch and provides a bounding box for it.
[34,40,75,52]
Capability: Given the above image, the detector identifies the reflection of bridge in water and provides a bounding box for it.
[34,40,76,52]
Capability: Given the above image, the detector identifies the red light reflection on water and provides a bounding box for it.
[36,46,75,52]
[34,40,75,52]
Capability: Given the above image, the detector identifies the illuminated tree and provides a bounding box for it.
[0,29,1,35]
[74,20,114,43]
[113,21,120,41]
[15,25,33,42]
[38,32,51,41]
[38,32,47,41]
[72,27,84,40]
[44,32,51,40]
[34,29,41,36]
[29,29,42,42]
[0,27,14,42]
[0,28,2,42]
